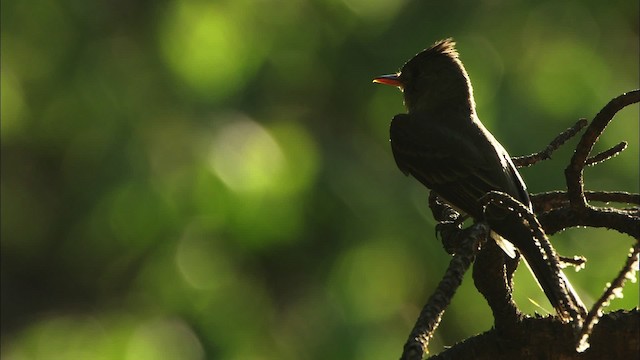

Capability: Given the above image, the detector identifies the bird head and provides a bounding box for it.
[373,38,475,114]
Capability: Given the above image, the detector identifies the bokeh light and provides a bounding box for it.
[2,0,638,359]
[159,0,268,100]
[209,116,286,195]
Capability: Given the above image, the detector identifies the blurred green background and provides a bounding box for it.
[1,0,638,359]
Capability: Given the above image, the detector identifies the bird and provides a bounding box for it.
[373,38,586,323]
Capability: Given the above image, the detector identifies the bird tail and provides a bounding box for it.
[488,219,586,323]
[515,235,587,323]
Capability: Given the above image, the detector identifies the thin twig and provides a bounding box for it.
[513,119,588,168]
[558,255,587,269]
[586,141,628,166]
[531,190,640,213]
[576,244,640,352]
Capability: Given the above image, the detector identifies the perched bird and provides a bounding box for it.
[373,38,586,323]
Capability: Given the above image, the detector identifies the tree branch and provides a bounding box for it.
[400,223,488,360]
[577,244,640,352]
[398,91,640,359]
[565,90,640,209]
[429,310,639,360]
[585,141,628,166]
[537,205,639,239]
[512,119,588,168]
[531,191,640,213]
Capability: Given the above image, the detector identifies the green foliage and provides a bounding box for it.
[1,0,638,359]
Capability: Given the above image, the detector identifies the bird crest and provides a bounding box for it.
[426,38,459,59]
[402,38,460,72]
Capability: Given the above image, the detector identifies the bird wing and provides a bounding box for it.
[390,113,529,219]
[391,114,585,321]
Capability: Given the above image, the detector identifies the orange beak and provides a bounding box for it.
[373,74,403,88]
